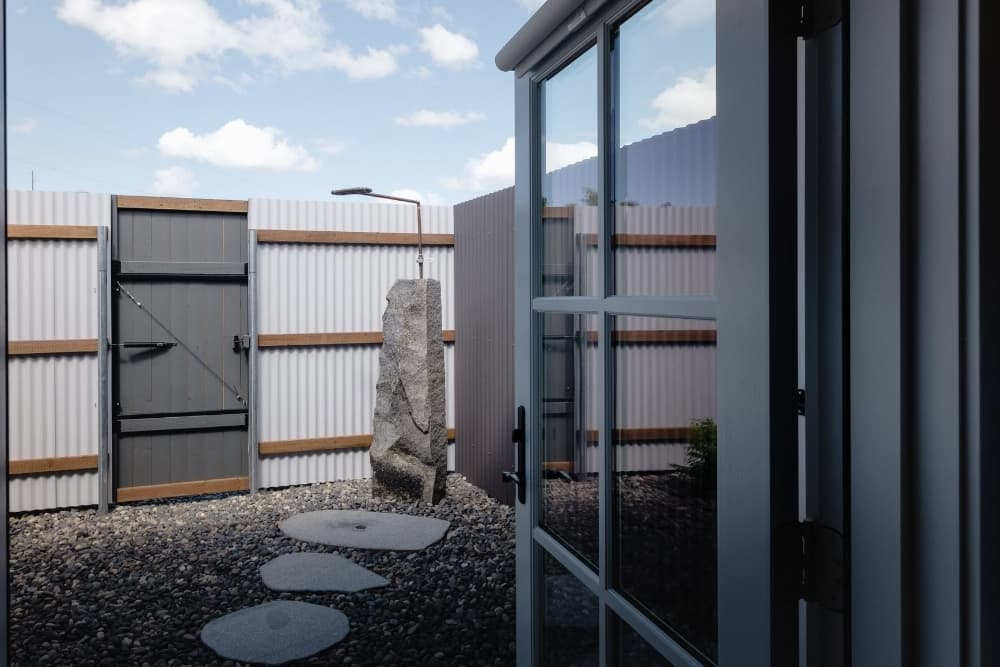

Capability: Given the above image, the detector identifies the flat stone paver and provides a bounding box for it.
[261,552,389,592]
[279,510,450,551]
[201,600,348,665]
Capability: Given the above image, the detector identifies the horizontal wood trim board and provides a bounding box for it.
[117,476,250,502]
[9,454,99,476]
[260,428,458,457]
[581,330,717,345]
[542,207,575,219]
[259,330,456,348]
[256,229,454,246]
[7,224,99,240]
[584,427,692,444]
[9,339,99,356]
[116,195,249,214]
[575,233,717,248]
[615,233,716,248]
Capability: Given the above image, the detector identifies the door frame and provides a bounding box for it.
[512,1,800,665]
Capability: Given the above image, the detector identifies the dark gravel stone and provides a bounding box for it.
[9,474,515,666]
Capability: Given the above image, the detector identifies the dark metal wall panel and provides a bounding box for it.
[454,187,515,505]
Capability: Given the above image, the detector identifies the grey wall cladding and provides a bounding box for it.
[454,187,515,505]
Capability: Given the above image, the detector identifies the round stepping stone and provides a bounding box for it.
[200,600,349,665]
[279,510,450,551]
[261,552,389,592]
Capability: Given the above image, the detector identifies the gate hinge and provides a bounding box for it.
[797,520,845,612]
[233,334,251,352]
[797,0,843,38]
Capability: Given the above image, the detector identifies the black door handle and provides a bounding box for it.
[503,405,526,504]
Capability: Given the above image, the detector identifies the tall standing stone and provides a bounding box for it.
[370,279,447,503]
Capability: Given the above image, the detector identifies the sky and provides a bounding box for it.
[6,0,715,206]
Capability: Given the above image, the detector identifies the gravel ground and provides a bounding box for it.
[9,474,515,667]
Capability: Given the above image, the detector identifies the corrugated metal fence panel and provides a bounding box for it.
[8,239,98,340]
[257,345,456,488]
[7,190,111,227]
[544,117,716,208]
[258,243,455,332]
[7,191,106,512]
[454,187,515,504]
[9,355,98,461]
[10,473,98,513]
[249,198,454,234]
[252,198,456,488]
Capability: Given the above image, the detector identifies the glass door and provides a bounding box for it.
[512,1,799,665]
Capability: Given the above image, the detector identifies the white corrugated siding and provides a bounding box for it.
[9,473,99,513]
[259,244,454,332]
[249,198,453,234]
[7,190,107,511]
[253,198,456,488]
[9,356,98,461]
[8,190,111,227]
[8,240,98,339]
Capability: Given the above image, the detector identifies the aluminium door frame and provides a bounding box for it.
[512,1,800,665]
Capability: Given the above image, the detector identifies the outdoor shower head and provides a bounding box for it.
[330,187,373,196]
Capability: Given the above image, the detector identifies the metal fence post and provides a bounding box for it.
[248,230,259,493]
[97,225,111,513]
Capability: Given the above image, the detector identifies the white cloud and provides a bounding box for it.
[641,66,716,131]
[343,0,397,20]
[517,0,545,10]
[443,136,515,192]
[430,6,453,22]
[444,135,599,193]
[411,65,433,79]
[152,166,198,195]
[418,24,479,69]
[12,118,37,134]
[546,140,599,170]
[314,138,346,155]
[158,119,320,171]
[388,189,445,206]
[213,72,255,94]
[394,110,485,128]
[57,0,400,91]
[649,0,715,31]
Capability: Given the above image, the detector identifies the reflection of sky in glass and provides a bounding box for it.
[542,45,598,171]
[617,0,716,147]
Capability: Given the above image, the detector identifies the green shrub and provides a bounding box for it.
[674,418,717,494]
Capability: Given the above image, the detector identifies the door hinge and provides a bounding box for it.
[797,388,806,416]
[233,334,251,352]
[797,0,843,38]
[797,520,845,612]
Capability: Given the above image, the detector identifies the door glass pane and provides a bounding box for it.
[540,312,600,568]
[612,0,717,296]
[542,551,599,666]
[612,315,718,662]
[612,614,676,666]
[540,45,599,297]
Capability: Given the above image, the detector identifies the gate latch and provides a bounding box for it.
[233,334,252,352]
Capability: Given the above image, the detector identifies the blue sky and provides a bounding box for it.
[6,0,714,205]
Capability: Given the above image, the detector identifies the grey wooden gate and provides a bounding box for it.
[112,202,249,502]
